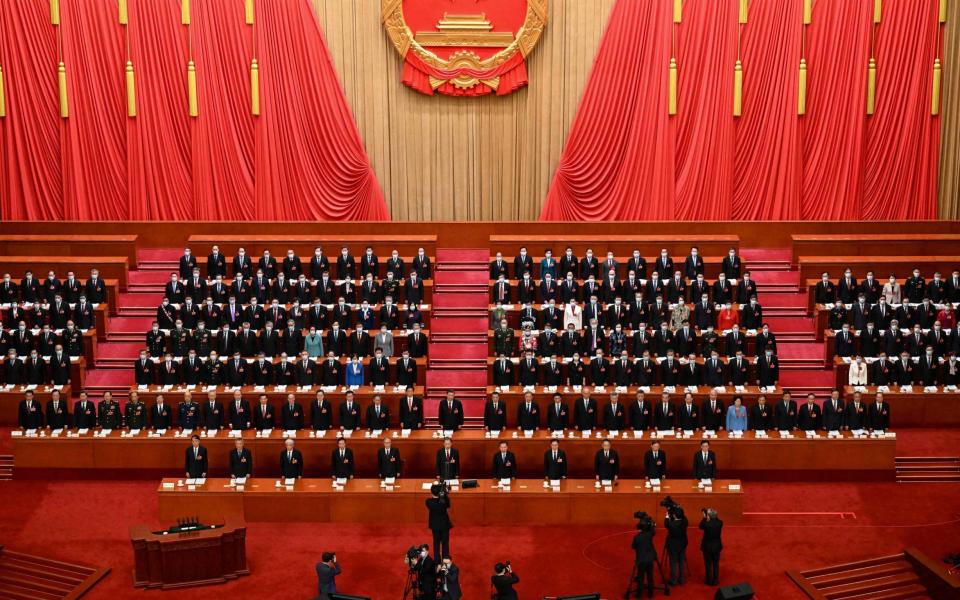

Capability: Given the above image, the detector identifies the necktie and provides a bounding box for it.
[553,451,557,460]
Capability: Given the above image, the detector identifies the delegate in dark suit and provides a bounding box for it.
[184,443,208,478]
[280,446,304,479]
[693,448,717,480]
[643,447,667,479]
[229,446,253,478]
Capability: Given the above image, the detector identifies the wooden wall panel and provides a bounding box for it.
[940,0,960,218]
[312,0,615,220]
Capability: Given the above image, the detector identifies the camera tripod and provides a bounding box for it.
[402,567,422,600]
[623,550,670,598]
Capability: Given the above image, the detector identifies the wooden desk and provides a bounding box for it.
[0,235,139,265]
[0,385,71,425]
[13,429,895,482]
[486,327,759,358]
[842,385,960,426]
[489,235,739,257]
[185,234,437,261]
[491,258,732,280]
[798,256,960,285]
[0,356,85,392]
[791,234,960,263]
[130,517,248,590]
[156,478,744,524]
[0,257,129,290]
[485,358,761,386]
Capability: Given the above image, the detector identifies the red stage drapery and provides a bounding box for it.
[0,0,387,221]
[542,0,941,221]
[539,0,674,220]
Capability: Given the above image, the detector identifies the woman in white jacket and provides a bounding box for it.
[848,355,868,386]
[563,299,583,330]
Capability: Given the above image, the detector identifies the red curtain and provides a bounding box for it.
[60,0,128,220]
[0,0,387,221]
[127,0,192,221]
[674,0,737,219]
[0,0,62,220]
[800,0,872,220]
[542,0,941,221]
[254,0,388,220]
[540,0,674,220]
[863,0,941,220]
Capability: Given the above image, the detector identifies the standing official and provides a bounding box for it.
[184,435,208,478]
[229,438,253,479]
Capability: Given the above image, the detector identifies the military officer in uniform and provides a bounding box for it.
[178,392,201,431]
[124,391,147,429]
[97,392,122,430]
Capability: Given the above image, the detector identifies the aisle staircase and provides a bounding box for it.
[0,455,12,481]
[788,548,960,599]
[0,546,109,599]
[425,249,490,423]
[895,457,960,483]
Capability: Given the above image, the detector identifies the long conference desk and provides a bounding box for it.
[157,477,744,525]
[12,429,896,481]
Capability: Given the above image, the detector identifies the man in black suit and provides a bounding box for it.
[45,390,69,430]
[149,395,172,430]
[573,392,598,431]
[602,394,626,431]
[184,435,208,478]
[229,438,253,478]
[399,387,423,430]
[436,437,459,480]
[775,392,798,431]
[693,440,717,480]
[653,393,676,431]
[516,392,539,431]
[18,391,43,430]
[338,392,362,431]
[426,483,453,561]
[437,390,464,432]
[280,438,303,479]
[643,440,667,480]
[546,393,569,432]
[491,441,517,480]
[310,391,332,431]
[867,392,891,431]
[280,394,304,431]
[699,509,724,586]
[366,396,390,431]
[594,438,619,483]
[228,391,252,430]
[543,439,567,480]
[822,390,845,432]
[331,437,354,480]
[484,392,508,431]
[377,437,402,480]
[253,395,275,430]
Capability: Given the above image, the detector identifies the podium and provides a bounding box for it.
[130,517,249,589]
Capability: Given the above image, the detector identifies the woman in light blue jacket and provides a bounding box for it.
[725,396,748,432]
[304,326,324,358]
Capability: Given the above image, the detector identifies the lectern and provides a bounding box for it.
[130,517,249,589]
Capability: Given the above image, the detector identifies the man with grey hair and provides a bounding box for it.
[699,508,724,586]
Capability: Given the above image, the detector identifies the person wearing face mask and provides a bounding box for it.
[926,320,950,359]
[670,295,691,330]
[654,249,673,280]
[411,247,431,279]
[623,249,645,280]
[333,246,355,281]
[539,248,557,281]
[835,324,855,358]
[720,247,741,280]
[852,294,873,331]
[902,269,925,303]
[916,297,937,330]
[942,353,960,386]
[716,302,738,332]
[848,354,868,385]
[309,246,329,280]
[0,273,19,304]
[738,295,762,330]
[871,352,892,386]
[837,270,859,305]
[683,246,704,280]
[855,321,880,357]
[937,304,957,331]
[279,249,301,279]
[756,348,779,388]
[814,272,836,304]
[712,275,733,305]
[755,323,776,358]
[927,272,946,303]
[893,352,915,386]
[578,248,599,280]
[859,271,881,304]
[735,272,757,305]
[880,273,901,304]
[511,246,533,280]
[517,271,536,305]
[919,346,940,386]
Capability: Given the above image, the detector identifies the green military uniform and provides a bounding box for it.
[493,326,516,357]
[125,400,146,429]
[490,306,507,328]
[97,399,121,429]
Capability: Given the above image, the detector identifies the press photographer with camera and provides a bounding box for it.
[491,561,519,599]
[437,557,463,600]
[426,483,453,560]
[315,551,341,596]
[403,544,435,600]
[632,512,657,598]
[663,500,689,586]
[699,508,724,586]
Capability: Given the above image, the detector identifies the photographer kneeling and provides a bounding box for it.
[632,513,657,598]
[699,508,724,586]
[491,562,519,600]
[664,505,689,585]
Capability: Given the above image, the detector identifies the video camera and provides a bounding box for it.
[659,495,686,521]
[404,545,421,568]
[633,510,655,533]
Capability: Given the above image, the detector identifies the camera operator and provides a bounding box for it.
[664,505,689,585]
[699,508,724,586]
[315,551,341,596]
[491,562,519,600]
[632,513,657,598]
[437,557,463,600]
[426,484,452,560]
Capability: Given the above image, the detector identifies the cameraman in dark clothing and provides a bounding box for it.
[632,513,657,598]
[491,562,519,599]
[699,508,724,586]
[664,506,689,585]
[426,484,452,561]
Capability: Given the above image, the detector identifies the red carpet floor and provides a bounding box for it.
[1,479,958,599]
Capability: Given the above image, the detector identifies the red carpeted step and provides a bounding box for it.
[778,369,836,389]
[435,248,489,262]
[431,294,488,309]
[94,342,142,359]
[82,369,135,389]
[426,344,488,360]
[778,343,824,360]
[137,248,183,262]
[759,293,808,307]
[126,270,173,285]
[740,247,793,262]
[429,316,489,333]
[106,316,154,333]
[754,269,801,284]
[434,270,488,284]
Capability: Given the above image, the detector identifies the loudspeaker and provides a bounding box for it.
[714,582,754,600]
[462,479,479,489]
